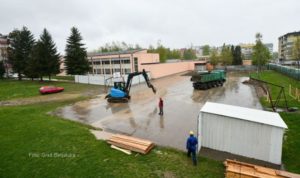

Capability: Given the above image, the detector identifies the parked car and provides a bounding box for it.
[39,86,64,94]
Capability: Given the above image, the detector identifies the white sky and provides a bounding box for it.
[1,0,299,54]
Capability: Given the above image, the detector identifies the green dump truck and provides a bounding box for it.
[191,70,226,90]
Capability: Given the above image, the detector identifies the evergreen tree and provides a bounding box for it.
[65,27,89,75]
[252,33,271,71]
[42,29,60,80]
[31,29,60,81]
[232,46,242,65]
[0,61,5,79]
[8,27,35,80]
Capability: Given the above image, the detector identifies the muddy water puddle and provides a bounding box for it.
[55,72,262,150]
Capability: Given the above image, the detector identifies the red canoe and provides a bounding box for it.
[39,86,64,94]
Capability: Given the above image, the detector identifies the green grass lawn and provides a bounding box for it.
[251,70,300,173]
[0,80,224,177]
[0,102,224,178]
[0,80,99,101]
[280,112,300,173]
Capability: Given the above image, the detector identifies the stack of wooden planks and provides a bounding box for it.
[107,134,154,154]
[224,159,300,178]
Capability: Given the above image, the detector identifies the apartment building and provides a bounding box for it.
[278,31,300,61]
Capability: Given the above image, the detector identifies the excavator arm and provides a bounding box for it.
[125,69,156,95]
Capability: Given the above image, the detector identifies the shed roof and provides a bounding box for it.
[200,102,287,129]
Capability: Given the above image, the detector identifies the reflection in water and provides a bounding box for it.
[159,116,164,129]
[148,107,158,117]
[71,104,91,121]
[105,103,137,129]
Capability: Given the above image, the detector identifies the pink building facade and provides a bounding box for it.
[87,49,206,79]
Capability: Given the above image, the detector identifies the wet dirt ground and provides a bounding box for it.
[55,72,262,151]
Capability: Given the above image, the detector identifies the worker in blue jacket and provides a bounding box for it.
[186,131,198,166]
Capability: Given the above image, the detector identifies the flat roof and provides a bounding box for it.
[200,102,287,129]
[88,49,146,57]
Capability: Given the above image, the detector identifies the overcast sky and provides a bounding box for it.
[1,0,299,53]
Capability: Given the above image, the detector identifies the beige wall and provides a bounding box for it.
[141,61,205,79]
[135,53,160,65]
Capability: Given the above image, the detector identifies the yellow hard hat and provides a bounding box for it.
[189,131,194,135]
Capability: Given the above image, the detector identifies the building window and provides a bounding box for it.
[104,69,111,74]
[122,59,130,64]
[114,68,121,73]
[112,59,120,64]
[102,60,110,65]
[124,68,131,74]
[134,57,138,72]
[94,61,101,65]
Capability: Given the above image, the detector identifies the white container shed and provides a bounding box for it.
[197,102,288,165]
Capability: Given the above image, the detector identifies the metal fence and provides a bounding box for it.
[75,72,151,86]
[215,65,258,71]
[267,63,300,81]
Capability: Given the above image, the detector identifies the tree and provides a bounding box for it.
[202,45,210,56]
[8,27,35,80]
[156,44,168,62]
[220,43,233,67]
[252,33,271,71]
[292,37,300,69]
[232,46,242,65]
[0,61,5,79]
[170,49,181,59]
[183,48,197,60]
[31,29,60,81]
[65,27,90,75]
[210,48,219,66]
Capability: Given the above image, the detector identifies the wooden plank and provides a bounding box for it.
[108,141,147,154]
[108,137,149,150]
[107,134,154,154]
[110,136,151,147]
[111,145,132,155]
[112,134,153,146]
[224,159,300,178]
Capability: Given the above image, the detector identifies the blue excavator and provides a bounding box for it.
[105,69,156,103]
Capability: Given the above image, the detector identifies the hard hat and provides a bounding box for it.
[189,131,194,135]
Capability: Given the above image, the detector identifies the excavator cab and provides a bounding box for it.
[105,69,156,103]
[113,81,125,91]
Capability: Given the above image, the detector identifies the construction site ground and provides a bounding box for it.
[55,72,262,151]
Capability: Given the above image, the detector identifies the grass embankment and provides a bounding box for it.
[251,70,300,109]
[251,70,300,173]
[0,80,98,101]
[0,80,224,177]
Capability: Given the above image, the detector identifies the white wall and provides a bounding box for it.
[198,112,284,164]
[75,73,152,86]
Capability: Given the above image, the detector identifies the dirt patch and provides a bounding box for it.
[0,93,81,106]
[0,87,102,106]
[242,79,267,98]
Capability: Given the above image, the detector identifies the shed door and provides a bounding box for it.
[197,113,202,152]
